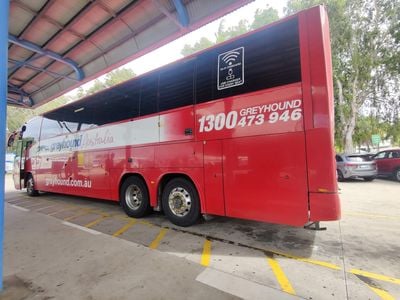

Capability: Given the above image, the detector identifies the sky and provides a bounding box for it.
[69,0,287,95]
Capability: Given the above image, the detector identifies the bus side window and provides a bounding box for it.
[159,60,194,111]
[139,74,159,116]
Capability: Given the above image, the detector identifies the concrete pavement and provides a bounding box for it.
[2,199,298,300]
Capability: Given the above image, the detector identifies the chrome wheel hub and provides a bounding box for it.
[125,185,142,210]
[168,187,191,217]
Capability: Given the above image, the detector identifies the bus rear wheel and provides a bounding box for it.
[26,174,39,197]
[162,178,200,227]
[120,177,151,218]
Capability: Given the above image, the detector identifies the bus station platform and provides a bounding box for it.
[2,179,296,300]
[2,175,400,300]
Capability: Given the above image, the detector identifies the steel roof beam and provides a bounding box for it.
[8,34,84,81]
[8,54,44,73]
[153,0,185,29]
[172,0,189,27]
[9,58,79,82]
[8,84,34,107]
[20,0,143,93]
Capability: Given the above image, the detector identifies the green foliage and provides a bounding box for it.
[80,68,136,96]
[7,68,136,133]
[181,37,214,56]
[181,5,279,57]
[251,5,280,29]
[6,95,70,133]
[104,68,136,87]
[286,0,400,151]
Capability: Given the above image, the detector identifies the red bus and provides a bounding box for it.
[10,6,340,228]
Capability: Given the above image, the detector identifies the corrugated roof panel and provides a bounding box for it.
[45,0,88,26]
[90,20,134,53]
[16,0,47,13]
[121,2,164,32]
[46,31,81,54]
[8,0,252,107]
[24,18,60,47]
[71,6,112,37]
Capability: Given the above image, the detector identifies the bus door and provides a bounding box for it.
[203,140,225,216]
[12,138,33,190]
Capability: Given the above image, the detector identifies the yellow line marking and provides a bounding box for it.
[112,219,136,237]
[9,200,33,206]
[47,206,77,216]
[63,211,91,221]
[266,256,296,295]
[271,249,341,270]
[84,216,108,228]
[35,204,60,212]
[8,200,31,204]
[367,285,395,300]
[350,269,400,285]
[201,239,212,267]
[149,228,168,249]
[24,202,49,209]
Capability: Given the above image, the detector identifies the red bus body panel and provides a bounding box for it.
[16,6,340,227]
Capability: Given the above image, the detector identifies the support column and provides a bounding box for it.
[0,0,11,291]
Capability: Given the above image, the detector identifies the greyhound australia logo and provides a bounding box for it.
[218,47,244,90]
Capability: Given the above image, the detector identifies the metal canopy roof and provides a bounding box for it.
[8,0,251,108]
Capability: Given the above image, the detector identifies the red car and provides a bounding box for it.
[373,149,400,182]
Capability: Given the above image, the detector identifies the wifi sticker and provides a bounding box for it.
[217,47,244,90]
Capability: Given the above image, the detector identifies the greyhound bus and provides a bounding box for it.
[9,6,340,228]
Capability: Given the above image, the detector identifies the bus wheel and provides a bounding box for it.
[120,177,151,218]
[162,178,200,227]
[26,174,39,197]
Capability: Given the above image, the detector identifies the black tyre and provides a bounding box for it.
[394,168,400,182]
[120,177,151,218]
[26,174,39,196]
[162,178,200,227]
[364,176,375,182]
[337,170,345,182]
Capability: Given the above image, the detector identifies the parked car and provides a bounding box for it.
[372,149,400,182]
[335,154,377,181]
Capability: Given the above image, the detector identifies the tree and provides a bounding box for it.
[181,6,279,57]
[6,68,136,133]
[181,37,214,56]
[251,5,279,30]
[79,68,136,96]
[286,0,400,152]
[104,68,136,87]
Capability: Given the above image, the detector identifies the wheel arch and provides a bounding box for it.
[118,172,149,202]
[23,171,33,188]
[157,173,203,213]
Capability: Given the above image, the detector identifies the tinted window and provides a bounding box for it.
[140,74,158,116]
[346,155,372,162]
[335,155,343,162]
[196,18,300,103]
[374,152,387,159]
[159,60,194,111]
[196,52,214,103]
[23,117,42,141]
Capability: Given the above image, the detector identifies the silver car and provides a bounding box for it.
[336,154,377,181]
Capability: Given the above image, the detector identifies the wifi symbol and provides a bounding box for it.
[222,51,240,66]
